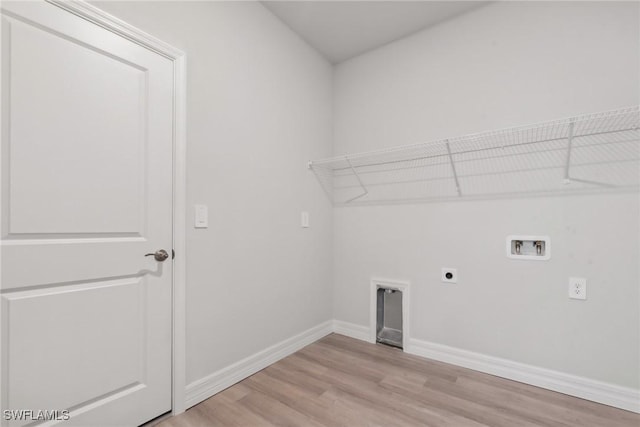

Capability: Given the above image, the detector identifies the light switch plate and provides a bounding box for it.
[194,204,208,228]
[301,211,309,228]
[569,277,586,300]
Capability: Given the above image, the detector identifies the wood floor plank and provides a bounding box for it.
[243,371,341,426]
[265,359,334,396]
[452,375,631,427]
[159,334,640,427]
[197,394,275,427]
[236,388,326,427]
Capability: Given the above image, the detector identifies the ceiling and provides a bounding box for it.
[262,1,488,64]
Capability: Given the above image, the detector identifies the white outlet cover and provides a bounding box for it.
[569,277,587,300]
[442,268,457,283]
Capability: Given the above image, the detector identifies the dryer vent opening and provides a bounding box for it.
[376,287,403,349]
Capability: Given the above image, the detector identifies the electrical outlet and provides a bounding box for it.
[569,277,587,300]
[442,268,457,284]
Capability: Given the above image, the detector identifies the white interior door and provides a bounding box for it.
[1,1,174,425]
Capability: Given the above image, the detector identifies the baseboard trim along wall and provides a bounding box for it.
[184,319,639,414]
[406,338,640,414]
[184,320,333,408]
[330,320,640,414]
[333,319,372,342]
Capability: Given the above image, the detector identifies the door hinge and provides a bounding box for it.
[172,249,175,260]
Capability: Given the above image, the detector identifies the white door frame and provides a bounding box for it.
[44,0,188,415]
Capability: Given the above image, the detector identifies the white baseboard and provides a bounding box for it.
[406,338,640,414]
[184,320,333,409]
[185,319,640,414]
[332,320,372,342]
[331,321,639,414]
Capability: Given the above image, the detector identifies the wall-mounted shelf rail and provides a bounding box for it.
[309,106,640,205]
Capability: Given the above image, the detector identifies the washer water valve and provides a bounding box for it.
[506,235,550,261]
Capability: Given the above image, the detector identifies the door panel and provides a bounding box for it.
[5,278,144,412]
[6,15,146,235]
[1,2,174,426]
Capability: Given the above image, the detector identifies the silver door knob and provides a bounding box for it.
[145,249,169,262]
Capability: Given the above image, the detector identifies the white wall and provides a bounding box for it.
[333,1,639,389]
[92,0,638,397]
[92,1,334,385]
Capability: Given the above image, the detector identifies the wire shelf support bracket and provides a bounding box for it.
[445,140,462,197]
[563,120,575,185]
[308,106,640,206]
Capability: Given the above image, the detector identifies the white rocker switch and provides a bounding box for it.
[194,204,208,228]
[301,211,310,228]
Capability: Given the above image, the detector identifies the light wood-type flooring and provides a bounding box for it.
[157,334,640,427]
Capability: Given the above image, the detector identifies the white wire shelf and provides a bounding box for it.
[309,106,640,205]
